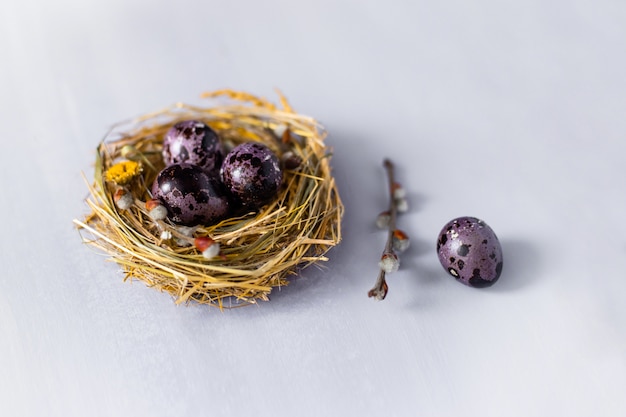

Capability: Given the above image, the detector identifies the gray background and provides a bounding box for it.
[1,0,625,416]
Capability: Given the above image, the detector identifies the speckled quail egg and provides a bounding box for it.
[162,120,223,175]
[436,216,503,288]
[151,163,230,226]
[220,142,283,209]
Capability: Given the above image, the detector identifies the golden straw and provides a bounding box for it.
[74,90,343,309]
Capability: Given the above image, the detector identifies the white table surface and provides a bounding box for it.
[1,1,625,416]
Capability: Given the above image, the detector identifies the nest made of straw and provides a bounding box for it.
[74,90,343,308]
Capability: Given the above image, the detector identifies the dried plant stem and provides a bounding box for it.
[382,159,398,252]
[369,269,389,301]
[368,159,398,300]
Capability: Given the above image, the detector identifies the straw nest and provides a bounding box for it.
[74,90,343,308]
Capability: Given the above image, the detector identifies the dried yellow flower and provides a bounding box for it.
[105,161,141,185]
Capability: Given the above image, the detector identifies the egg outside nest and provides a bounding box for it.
[74,89,343,309]
[436,216,503,288]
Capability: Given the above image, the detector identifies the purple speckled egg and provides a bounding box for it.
[220,142,283,209]
[436,216,503,288]
[151,163,230,226]
[163,120,223,175]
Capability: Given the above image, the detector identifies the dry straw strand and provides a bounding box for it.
[74,89,343,308]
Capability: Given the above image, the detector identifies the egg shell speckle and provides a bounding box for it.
[436,216,503,288]
[151,163,230,226]
[220,142,283,209]
[163,120,223,175]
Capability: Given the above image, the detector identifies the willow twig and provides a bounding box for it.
[368,159,409,300]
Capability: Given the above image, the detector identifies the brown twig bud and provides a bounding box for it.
[392,229,410,253]
[145,199,160,211]
[367,272,389,300]
[395,197,409,213]
[194,237,214,252]
[379,252,400,273]
[113,188,133,210]
[392,182,406,199]
[282,151,303,170]
[376,211,391,229]
[146,199,167,220]
[194,237,220,259]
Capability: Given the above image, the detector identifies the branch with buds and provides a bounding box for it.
[114,193,222,259]
[368,159,410,300]
[145,198,222,259]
